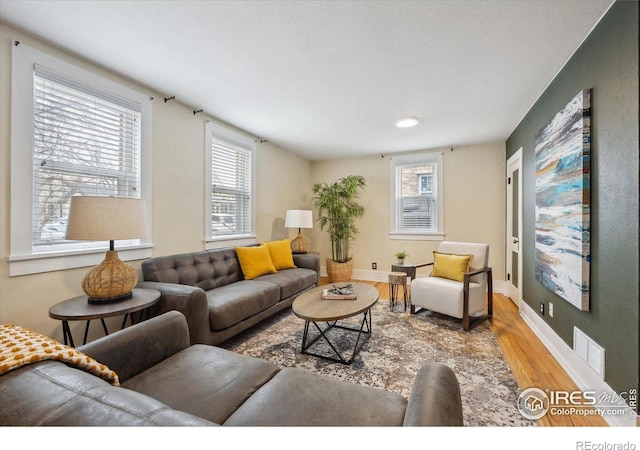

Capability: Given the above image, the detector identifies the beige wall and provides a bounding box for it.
[310,144,506,280]
[0,22,506,344]
[255,141,315,242]
[0,23,311,341]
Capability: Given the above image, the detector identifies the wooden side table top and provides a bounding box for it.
[292,283,378,322]
[49,288,161,321]
[388,271,408,285]
[391,262,432,280]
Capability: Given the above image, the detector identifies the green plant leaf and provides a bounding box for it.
[312,175,366,262]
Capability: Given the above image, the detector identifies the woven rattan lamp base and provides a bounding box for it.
[82,251,138,304]
[290,232,309,254]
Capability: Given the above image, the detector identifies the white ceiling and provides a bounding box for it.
[0,0,614,160]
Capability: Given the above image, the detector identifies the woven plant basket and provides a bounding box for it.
[326,258,353,283]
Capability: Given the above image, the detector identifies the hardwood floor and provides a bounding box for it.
[321,278,609,427]
[487,290,607,426]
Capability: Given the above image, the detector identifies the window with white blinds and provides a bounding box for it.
[9,42,152,276]
[390,152,444,240]
[33,65,142,248]
[206,123,255,239]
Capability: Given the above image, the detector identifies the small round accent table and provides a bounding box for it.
[48,288,161,347]
[391,263,418,281]
[388,272,409,311]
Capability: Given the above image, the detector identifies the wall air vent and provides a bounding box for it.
[573,327,605,379]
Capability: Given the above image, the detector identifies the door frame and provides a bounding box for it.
[506,148,523,307]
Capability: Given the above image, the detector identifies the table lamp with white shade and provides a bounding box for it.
[65,196,148,304]
[284,209,313,254]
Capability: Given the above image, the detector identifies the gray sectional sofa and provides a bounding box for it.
[137,246,320,345]
[0,311,464,426]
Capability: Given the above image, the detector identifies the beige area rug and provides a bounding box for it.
[221,299,535,427]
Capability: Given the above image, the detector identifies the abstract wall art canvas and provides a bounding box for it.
[535,89,591,311]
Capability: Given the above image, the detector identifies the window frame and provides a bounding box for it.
[389,152,445,241]
[9,42,153,276]
[204,121,256,249]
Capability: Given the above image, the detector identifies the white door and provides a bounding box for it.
[506,148,523,307]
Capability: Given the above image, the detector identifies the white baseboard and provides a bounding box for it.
[520,301,636,427]
[320,267,507,294]
[320,267,390,282]
[352,268,394,283]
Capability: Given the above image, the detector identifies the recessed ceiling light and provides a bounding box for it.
[394,117,420,128]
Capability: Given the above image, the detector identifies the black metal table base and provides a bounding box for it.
[61,309,151,347]
[389,282,408,311]
[300,309,372,365]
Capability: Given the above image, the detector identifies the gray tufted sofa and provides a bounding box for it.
[137,246,320,345]
[0,311,464,426]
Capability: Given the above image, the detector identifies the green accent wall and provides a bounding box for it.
[506,1,639,398]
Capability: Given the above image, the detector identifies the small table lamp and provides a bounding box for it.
[285,209,313,254]
[65,196,148,304]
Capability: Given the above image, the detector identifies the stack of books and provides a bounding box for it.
[321,284,357,300]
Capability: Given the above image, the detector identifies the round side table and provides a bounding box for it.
[388,272,409,311]
[48,288,161,347]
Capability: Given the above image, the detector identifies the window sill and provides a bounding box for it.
[204,235,257,250]
[389,232,445,241]
[7,244,154,277]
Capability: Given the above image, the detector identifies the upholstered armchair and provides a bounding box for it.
[410,241,493,331]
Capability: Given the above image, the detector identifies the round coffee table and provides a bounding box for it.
[292,282,378,364]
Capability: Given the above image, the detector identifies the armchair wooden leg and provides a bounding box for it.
[463,277,470,331]
[487,268,493,319]
[462,267,493,332]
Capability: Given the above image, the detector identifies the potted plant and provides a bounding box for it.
[312,175,366,282]
[394,251,409,265]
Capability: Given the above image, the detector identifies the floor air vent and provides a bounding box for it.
[573,327,605,379]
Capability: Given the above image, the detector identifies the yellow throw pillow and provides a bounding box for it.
[431,251,472,282]
[235,245,277,280]
[265,239,297,270]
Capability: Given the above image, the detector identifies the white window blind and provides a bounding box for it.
[32,64,142,249]
[390,153,444,239]
[209,132,253,238]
